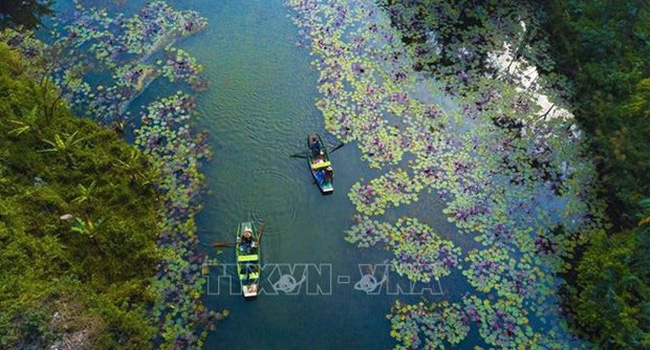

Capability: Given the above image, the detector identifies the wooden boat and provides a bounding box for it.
[236,221,260,298]
[307,134,334,193]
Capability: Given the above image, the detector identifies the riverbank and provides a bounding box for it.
[1,1,222,347]
[0,42,159,348]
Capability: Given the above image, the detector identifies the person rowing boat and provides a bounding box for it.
[309,134,322,156]
[236,222,261,298]
[240,228,256,254]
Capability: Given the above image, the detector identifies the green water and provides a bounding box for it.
[188,1,396,347]
[54,0,476,347]
[173,1,473,348]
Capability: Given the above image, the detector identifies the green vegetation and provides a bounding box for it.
[541,0,650,224]
[573,213,649,348]
[0,43,161,348]
[0,0,53,29]
[541,1,650,347]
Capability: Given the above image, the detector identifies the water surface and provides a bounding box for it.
[183,0,451,348]
[51,0,478,347]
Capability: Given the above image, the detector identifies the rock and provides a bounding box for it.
[60,214,74,221]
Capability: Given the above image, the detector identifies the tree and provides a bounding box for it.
[0,0,54,30]
[574,217,649,349]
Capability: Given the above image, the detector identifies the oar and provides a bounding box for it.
[329,141,345,153]
[289,151,307,158]
[257,221,267,244]
[213,241,236,248]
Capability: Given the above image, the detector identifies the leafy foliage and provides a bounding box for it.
[538,2,650,347]
[571,210,650,348]
[541,0,650,223]
[0,42,160,349]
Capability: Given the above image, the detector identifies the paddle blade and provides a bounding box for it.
[213,242,235,248]
[257,221,267,243]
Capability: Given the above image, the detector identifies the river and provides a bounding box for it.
[36,0,559,348]
[181,0,469,348]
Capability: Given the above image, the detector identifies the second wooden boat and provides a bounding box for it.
[306,133,334,194]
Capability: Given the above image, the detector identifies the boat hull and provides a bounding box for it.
[236,221,261,298]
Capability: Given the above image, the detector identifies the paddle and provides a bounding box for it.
[329,141,345,153]
[256,221,267,245]
[289,151,307,158]
[213,241,235,248]
[291,142,344,158]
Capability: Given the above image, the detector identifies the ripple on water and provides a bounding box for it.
[237,167,305,238]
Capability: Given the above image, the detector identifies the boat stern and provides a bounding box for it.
[321,182,334,194]
[243,283,259,298]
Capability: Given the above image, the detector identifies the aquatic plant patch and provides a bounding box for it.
[387,300,470,349]
[135,92,220,348]
[287,0,603,347]
[1,1,207,123]
[349,169,423,216]
[158,47,207,90]
[346,216,460,282]
[463,296,534,349]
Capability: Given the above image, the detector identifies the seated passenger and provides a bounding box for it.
[312,155,324,165]
[324,166,333,181]
[241,229,253,253]
[309,135,321,155]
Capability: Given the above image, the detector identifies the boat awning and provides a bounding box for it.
[238,254,259,262]
[311,161,331,170]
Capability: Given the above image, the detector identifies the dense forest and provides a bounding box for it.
[0,43,160,348]
[542,1,649,347]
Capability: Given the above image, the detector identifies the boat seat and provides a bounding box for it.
[239,272,259,280]
[311,161,331,170]
[238,254,259,262]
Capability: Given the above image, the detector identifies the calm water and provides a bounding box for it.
[190,1,398,348]
[50,0,482,348]
[183,1,477,348]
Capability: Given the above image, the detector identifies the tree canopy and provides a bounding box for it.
[0,0,54,30]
